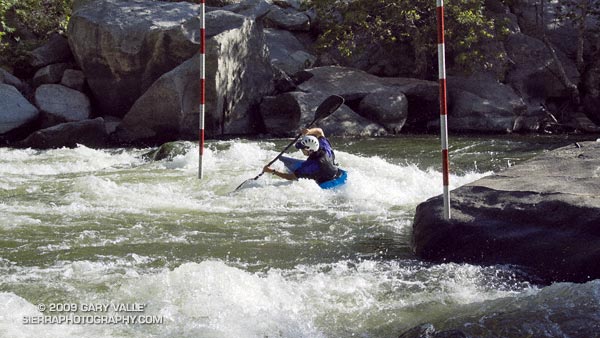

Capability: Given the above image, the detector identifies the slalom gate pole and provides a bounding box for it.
[198,0,206,179]
[437,0,451,219]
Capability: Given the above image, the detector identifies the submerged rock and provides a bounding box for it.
[412,141,600,283]
[143,141,192,161]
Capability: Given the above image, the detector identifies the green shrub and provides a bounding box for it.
[307,0,508,78]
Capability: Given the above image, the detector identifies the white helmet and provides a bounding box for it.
[296,135,320,152]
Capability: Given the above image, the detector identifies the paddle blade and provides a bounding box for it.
[314,95,344,122]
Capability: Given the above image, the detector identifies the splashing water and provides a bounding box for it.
[1,136,596,337]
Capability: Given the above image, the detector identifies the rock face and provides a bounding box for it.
[412,141,600,283]
[0,84,39,134]
[68,0,200,117]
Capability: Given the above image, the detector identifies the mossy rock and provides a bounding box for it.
[143,141,192,161]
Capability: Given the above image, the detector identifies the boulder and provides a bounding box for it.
[321,103,387,137]
[259,92,303,136]
[0,84,39,134]
[260,90,385,137]
[505,33,580,103]
[34,84,91,124]
[116,9,274,142]
[264,6,310,31]
[68,0,200,116]
[32,63,72,87]
[296,66,385,100]
[358,88,408,133]
[0,68,24,91]
[412,141,600,283]
[265,28,315,75]
[115,57,200,142]
[142,141,193,161]
[61,69,86,92]
[29,33,73,68]
[381,78,439,131]
[294,67,442,134]
[445,73,526,133]
[18,117,108,149]
[273,0,301,10]
[223,0,273,19]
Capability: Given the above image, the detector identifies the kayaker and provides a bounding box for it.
[263,127,341,184]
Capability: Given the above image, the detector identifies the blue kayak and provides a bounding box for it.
[279,156,347,189]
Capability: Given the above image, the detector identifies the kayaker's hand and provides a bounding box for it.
[300,128,309,135]
[263,165,274,174]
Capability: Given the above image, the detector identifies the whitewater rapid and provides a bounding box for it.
[3,139,577,337]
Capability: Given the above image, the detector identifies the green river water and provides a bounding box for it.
[1,134,599,337]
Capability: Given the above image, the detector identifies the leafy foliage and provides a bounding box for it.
[0,0,72,69]
[555,0,600,25]
[307,0,507,78]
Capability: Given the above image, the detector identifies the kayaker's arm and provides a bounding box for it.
[263,165,297,180]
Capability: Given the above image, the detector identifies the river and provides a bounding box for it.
[1,135,599,337]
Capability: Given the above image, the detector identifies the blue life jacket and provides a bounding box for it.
[294,137,339,183]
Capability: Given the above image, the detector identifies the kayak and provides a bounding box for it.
[279,156,347,189]
[318,169,347,189]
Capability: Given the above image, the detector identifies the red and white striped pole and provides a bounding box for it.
[198,0,206,179]
[437,0,451,219]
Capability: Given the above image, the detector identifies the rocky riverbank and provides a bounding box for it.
[2,0,600,148]
[412,140,600,284]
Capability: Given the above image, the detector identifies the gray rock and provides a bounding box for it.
[68,0,200,116]
[265,28,315,75]
[0,68,24,90]
[273,0,301,9]
[259,92,303,136]
[116,57,200,142]
[264,6,310,31]
[412,141,600,283]
[296,66,384,100]
[446,73,526,132]
[33,63,72,87]
[0,84,40,134]
[116,11,273,142]
[223,0,273,19]
[321,103,386,137]
[293,67,446,135]
[382,78,439,131]
[103,115,121,135]
[34,84,91,122]
[260,91,385,137]
[61,69,86,91]
[18,117,108,149]
[142,141,192,161]
[505,33,579,103]
[358,88,408,133]
[29,33,73,68]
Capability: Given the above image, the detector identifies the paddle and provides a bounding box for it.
[233,94,345,192]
